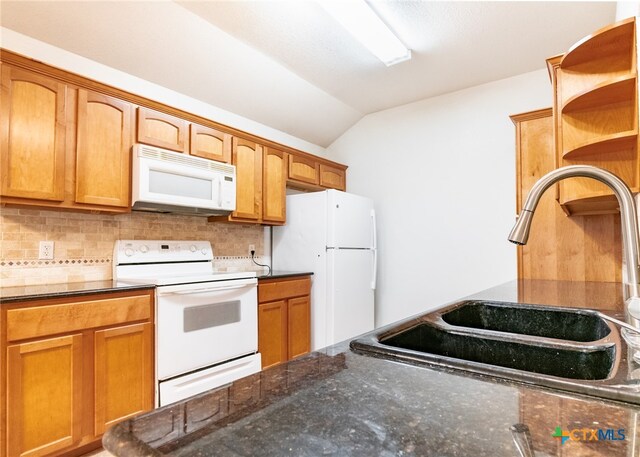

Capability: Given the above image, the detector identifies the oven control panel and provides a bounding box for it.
[114,240,213,264]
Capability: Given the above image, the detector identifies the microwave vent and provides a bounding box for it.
[136,144,235,174]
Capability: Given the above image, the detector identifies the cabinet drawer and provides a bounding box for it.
[7,294,152,342]
[258,277,311,303]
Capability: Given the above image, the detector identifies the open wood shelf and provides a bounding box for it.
[562,131,638,159]
[561,17,635,69]
[561,75,636,114]
[561,99,636,153]
[559,194,622,216]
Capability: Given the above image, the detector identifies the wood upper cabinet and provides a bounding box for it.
[288,154,319,186]
[94,323,153,435]
[287,152,348,192]
[319,164,346,191]
[262,147,287,224]
[230,138,263,222]
[137,107,188,153]
[1,65,66,201]
[75,90,132,208]
[189,124,231,163]
[512,108,621,282]
[1,290,154,457]
[7,334,83,457]
[258,276,311,369]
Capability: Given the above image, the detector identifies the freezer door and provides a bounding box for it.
[327,249,375,345]
[327,190,375,249]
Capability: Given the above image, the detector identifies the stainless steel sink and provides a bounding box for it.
[350,300,637,403]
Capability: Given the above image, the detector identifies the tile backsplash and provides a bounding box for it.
[0,207,265,287]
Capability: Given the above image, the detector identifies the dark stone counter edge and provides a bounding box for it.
[257,271,314,280]
[0,281,156,304]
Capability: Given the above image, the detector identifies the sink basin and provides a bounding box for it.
[442,301,611,342]
[350,300,630,403]
[383,323,614,380]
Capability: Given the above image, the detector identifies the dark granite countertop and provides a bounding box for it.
[0,280,156,304]
[257,270,314,280]
[104,279,640,457]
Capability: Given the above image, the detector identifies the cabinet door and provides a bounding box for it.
[319,163,346,191]
[262,147,286,224]
[94,322,153,435]
[75,90,132,207]
[258,301,288,369]
[137,107,187,153]
[7,335,83,457]
[231,138,263,221]
[288,154,319,185]
[1,65,66,201]
[189,123,231,163]
[287,296,311,360]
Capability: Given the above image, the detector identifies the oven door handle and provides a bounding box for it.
[158,278,257,296]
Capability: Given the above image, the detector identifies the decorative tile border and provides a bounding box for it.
[1,258,111,267]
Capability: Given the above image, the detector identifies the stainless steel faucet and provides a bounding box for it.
[508,165,640,334]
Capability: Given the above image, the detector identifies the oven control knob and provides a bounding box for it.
[190,245,197,253]
[201,248,208,255]
[124,248,134,257]
[139,245,149,253]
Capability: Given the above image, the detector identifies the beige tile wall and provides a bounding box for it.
[0,207,265,287]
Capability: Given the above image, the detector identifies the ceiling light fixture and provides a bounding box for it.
[319,0,411,66]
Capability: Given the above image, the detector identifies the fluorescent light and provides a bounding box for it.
[319,0,411,66]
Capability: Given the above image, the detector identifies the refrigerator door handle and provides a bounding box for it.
[371,248,378,290]
[371,209,377,250]
[371,209,377,290]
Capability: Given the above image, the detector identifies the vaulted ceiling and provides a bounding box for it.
[1,1,616,147]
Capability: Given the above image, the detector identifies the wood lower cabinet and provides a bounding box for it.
[258,276,311,369]
[7,335,83,457]
[1,289,154,457]
[94,323,153,435]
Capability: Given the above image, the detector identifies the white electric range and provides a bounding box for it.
[113,240,261,406]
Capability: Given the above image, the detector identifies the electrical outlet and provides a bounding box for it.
[248,244,256,256]
[39,241,54,260]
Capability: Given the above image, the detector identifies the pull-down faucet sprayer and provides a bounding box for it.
[509,165,640,347]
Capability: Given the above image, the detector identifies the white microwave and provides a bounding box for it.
[132,144,236,216]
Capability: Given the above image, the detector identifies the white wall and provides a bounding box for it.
[325,69,552,326]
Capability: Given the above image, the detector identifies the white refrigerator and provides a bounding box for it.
[272,190,377,350]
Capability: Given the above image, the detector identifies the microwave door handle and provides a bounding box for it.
[159,284,252,296]
[218,178,222,207]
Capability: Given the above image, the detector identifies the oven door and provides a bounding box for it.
[156,278,257,380]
